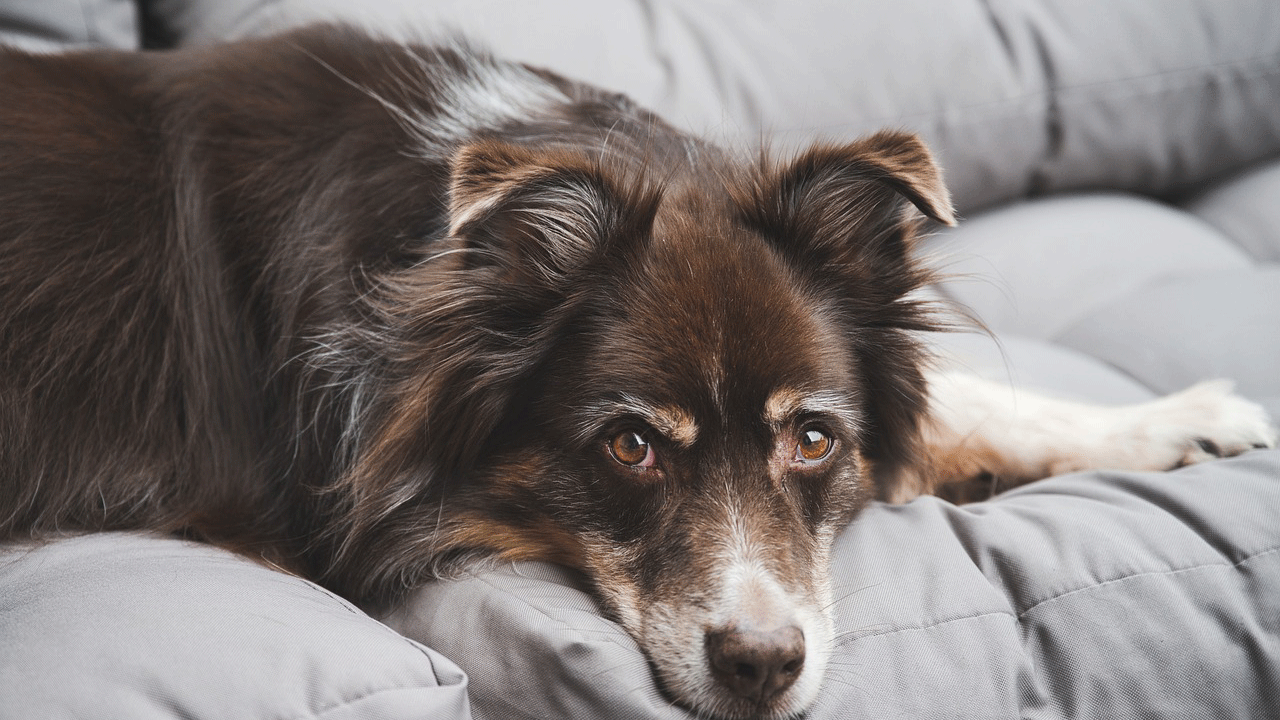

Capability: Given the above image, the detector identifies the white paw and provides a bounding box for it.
[1116,380,1277,471]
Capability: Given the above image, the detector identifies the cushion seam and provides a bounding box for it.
[1016,544,1280,618]
[832,546,1279,646]
[469,572,640,650]
[293,683,464,720]
[833,609,1018,647]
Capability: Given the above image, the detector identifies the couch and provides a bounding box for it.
[2,1,1278,718]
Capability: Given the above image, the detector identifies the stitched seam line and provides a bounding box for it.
[1017,544,1280,618]
[834,610,1018,647]
[292,684,465,720]
[834,545,1280,646]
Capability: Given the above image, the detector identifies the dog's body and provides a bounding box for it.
[0,26,1273,719]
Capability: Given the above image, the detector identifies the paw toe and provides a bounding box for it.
[1194,438,1224,457]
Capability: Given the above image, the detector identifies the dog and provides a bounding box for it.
[0,25,1274,720]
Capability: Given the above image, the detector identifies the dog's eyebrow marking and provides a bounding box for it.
[763,387,861,429]
[578,395,700,447]
[650,404,700,447]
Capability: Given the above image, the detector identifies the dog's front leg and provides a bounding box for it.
[888,371,1277,503]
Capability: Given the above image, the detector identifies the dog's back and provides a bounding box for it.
[0,29,467,550]
[0,45,255,538]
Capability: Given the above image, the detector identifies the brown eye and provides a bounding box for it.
[795,428,834,463]
[610,430,656,468]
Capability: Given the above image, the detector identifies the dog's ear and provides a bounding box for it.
[336,140,659,507]
[740,131,955,478]
[322,143,662,601]
[742,130,954,284]
[447,140,659,287]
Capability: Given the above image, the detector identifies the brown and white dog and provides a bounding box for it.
[0,26,1273,719]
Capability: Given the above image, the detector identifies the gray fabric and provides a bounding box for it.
[923,331,1157,405]
[148,0,1280,213]
[0,533,471,720]
[923,186,1280,407]
[1186,157,1280,263]
[0,0,138,50]
[1056,269,1280,401]
[140,0,267,48]
[925,193,1253,340]
[388,450,1280,719]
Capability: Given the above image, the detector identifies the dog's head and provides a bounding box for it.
[327,130,953,719]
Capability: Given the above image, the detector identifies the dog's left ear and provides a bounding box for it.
[741,130,954,284]
[740,131,954,477]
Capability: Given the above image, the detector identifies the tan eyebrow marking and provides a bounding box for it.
[650,405,699,447]
[764,387,807,425]
[577,395,700,448]
[763,387,862,429]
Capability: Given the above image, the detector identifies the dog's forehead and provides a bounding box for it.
[588,197,857,423]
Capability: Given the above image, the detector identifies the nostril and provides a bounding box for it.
[706,623,806,702]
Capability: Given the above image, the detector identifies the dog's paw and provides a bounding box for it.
[1124,380,1277,470]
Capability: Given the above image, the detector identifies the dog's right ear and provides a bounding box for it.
[343,142,660,498]
[447,140,660,288]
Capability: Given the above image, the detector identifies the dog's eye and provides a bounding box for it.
[610,430,656,468]
[795,428,834,463]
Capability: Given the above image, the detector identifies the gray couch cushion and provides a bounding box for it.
[1056,269,1280,408]
[923,184,1280,412]
[0,0,137,50]
[146,0,1280,213]
[387,450,1280,719]
[925,193,1253,340]
[1187,158,1280,263]
[0,533,471,720]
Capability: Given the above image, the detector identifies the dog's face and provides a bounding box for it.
[519,219,871,718]
[330,131,953,719]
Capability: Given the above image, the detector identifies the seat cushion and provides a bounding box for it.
[0,533,471,720]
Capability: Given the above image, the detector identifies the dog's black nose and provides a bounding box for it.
[705,623,805,702]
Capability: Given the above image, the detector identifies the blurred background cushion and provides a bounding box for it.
[0,0,138,50]
[140,0,1280,213]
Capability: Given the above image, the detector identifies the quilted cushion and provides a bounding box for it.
[0,533,471,720]
[924,163,1280,416]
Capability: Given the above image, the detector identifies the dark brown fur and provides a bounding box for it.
[0,26,955,719]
